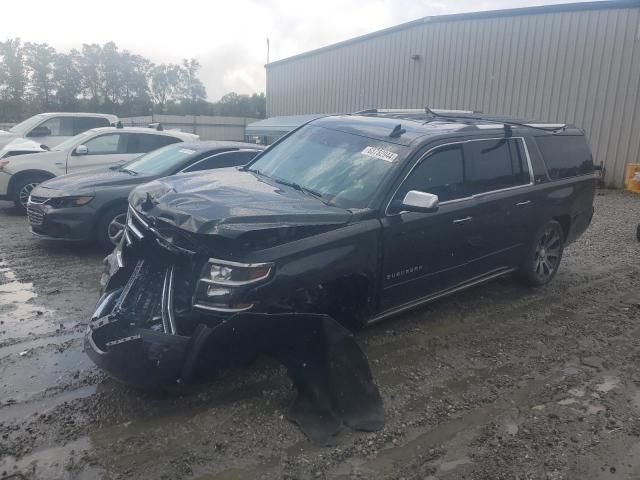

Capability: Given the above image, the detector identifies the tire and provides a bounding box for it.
[12,174,51,213]
[96,206,127,250]
[520,220,565,287]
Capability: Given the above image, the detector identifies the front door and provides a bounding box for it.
[66,132,133,173]
[379,143,476,313]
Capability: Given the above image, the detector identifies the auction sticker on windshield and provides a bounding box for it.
[361,146,398,162]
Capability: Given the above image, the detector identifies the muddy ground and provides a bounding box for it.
[0,190,639,480]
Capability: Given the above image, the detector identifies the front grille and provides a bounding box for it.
[27,207,44,226]
[28,195,48,204]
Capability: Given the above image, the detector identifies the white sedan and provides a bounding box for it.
[0,125,198,211]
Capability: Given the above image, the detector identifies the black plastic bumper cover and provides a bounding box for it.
[85,295,384,445]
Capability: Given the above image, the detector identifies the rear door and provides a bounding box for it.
[463,137,536,277]
[66,132,130,172]
[379,142,477,312]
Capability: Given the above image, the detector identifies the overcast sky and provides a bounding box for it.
[4,0,584,101]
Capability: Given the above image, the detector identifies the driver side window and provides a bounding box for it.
[396,144,466,204]
[83,134,124,155]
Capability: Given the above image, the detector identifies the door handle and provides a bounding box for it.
[516,200,532,206]
[452,216,473,225]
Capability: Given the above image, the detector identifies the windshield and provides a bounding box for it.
[248,125,406,209]
[120,144,198,175]
[51,130,96,151]
[8,114,46,135]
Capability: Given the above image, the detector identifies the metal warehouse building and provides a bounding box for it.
[265,0,640,187]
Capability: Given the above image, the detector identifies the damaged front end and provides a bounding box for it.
[85,205,384,444]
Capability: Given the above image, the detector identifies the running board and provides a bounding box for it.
[368,268,516,325]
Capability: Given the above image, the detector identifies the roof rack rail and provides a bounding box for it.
[356,107,479,116]
[424,106,567,133]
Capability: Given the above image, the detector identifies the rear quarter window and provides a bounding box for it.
[535,135,593,179]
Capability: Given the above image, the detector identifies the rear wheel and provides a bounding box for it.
[97,206,127,249]
[520,220,565,287]
[12,174,51,213]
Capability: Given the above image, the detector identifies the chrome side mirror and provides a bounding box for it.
[401,190,439,213]
[74,144,88,155]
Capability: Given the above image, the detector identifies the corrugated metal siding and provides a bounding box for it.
[266,5,640,187]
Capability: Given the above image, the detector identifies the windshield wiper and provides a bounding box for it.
[119,168,138,176]
[273,177,324,199]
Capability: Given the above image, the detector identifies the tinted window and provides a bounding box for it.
[37,117,74,136]
[465,138,530,194]
[125,133,181,154]
[185,150,261,172]
[397,144,465,203]
[73,117,110,134]
[84,134,125,155]
[120,145,198,175]
[535,135,593,179]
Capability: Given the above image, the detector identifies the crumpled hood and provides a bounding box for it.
[129,168,352,238]
[0,134,45,155]
[33,167,152,195]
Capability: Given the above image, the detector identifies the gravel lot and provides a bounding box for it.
[1,190,639,480]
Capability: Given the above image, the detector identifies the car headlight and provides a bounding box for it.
[204,259,272,287]
[193,259,273,313]
[47,196,94,208]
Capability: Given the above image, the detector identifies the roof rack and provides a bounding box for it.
[424,107,567,133]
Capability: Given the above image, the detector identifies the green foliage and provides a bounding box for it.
[0,38,266,122]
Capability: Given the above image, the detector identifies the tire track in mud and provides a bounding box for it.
[1,191,640,480]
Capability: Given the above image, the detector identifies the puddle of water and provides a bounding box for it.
[0,436,103,480]
[0,261,54,339]
[595,376,619,393]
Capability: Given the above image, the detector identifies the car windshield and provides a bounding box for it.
[247,125,407,209]
[120,144,198,175]
[51,130,96,151]
[8,114,46,135]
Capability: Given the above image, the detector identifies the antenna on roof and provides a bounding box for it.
[389,124,406,138]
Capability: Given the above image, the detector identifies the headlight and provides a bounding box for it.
[204,259,272,286]
[47,196,94,208]
[192,258,273,313]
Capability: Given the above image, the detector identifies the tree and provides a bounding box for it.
[52,50,82,110]
[79,43,103,106]
[24,42,56,109]
[178,59,206,105]
[150,64,182,113]
[0,38,27,119]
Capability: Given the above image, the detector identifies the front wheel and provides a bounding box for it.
[96,207,127,250]
[13,175,51,213]
[520,220,565,287]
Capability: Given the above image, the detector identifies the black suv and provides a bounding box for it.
[86,110,595,385]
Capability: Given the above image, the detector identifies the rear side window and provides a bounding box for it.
[125,134,182,153]
[397,144,465,202]
[465,138,530,195]
[184,150,261,172]
[73,117,110,134]
[535,135,593,179]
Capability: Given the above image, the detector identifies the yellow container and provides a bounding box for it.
[625,163,640,193]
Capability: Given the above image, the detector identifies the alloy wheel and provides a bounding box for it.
[107,213,127,246]
[533,226,562,281]
[19,182,40,209]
